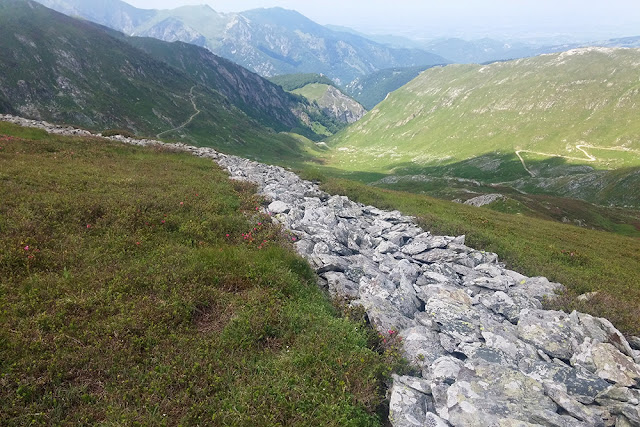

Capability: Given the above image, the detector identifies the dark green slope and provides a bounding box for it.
[345,65,438,109]
[269,73,338,92]
[0,0,312,161]
[126,37,305,133]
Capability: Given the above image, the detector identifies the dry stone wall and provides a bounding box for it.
[3,114,640,426]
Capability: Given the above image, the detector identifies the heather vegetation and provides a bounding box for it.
[0,122,402,425]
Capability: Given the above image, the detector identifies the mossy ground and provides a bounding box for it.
[0,122,398,425]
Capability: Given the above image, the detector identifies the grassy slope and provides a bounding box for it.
[306,175,640,336]
[0,122,395,425]
[293,83,333,101]
[269,73,337,92]
[330,48,640,174]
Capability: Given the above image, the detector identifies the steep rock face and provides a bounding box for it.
[316,86,366,124]
[6,113,639,427]
[291,83,366,124]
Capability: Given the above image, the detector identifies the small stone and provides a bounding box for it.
[268,200,290,214]
[576,291,599,302]
[389,380,429,427]
[377,240,399,254]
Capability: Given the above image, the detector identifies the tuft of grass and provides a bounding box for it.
[318,176,640,336]
[0,122,391,425]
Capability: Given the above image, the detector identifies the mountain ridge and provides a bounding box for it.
[0,0,328,161]
[34,0,450,85]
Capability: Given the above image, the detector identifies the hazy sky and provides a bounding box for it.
[123,0,640,41]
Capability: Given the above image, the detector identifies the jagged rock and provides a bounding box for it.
[355,294,415,332]
[569,311,637,361]
[322,271,359,298]
[517,309,582,360]
[426,356,464,384]
[479,291,521,323]
[424,289,481,344]
[401,235,450,255]
[413,249,458,264]
[389,377,432,427]
[596,386,640,406]
[469,276,514,291]
[630,337,640,351]
[521,360,611,403]
[399,327,447,369]
[377,240,399,254]
[543,383,605,426]
[610,404,640,426]
[576,342,640,387]
[442,362,558,426]
[394,374,432,395]
[508,277,563,305]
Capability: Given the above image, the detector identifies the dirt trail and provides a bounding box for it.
[516,144,640,177]
[156,86,201,139]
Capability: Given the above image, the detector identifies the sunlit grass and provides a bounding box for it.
[0,122,393,425]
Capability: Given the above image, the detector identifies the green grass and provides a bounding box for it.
[327,48,640,207]
[293,83,332,101]
[270,73,338,92]
[312,175,640,336]
[0,122,396,425]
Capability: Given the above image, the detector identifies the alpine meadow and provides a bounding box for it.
[2,0,640,425]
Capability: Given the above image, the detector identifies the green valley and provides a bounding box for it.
[327,47,640,208]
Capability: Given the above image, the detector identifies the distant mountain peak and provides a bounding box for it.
[33,0,449,84]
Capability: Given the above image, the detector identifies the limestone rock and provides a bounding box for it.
[517,309,582,360]
[443,362,558,426]
[267,200,290,214]
[399,326,447,369]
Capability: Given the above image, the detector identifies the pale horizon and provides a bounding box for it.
[122,0,640,42]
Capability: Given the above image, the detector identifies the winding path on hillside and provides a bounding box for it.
[156,86,201,139]
[516,144,640,177]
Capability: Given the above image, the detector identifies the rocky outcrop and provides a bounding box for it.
[315,85,367,124]
[3,114,640,426]
[464,193,505,207]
